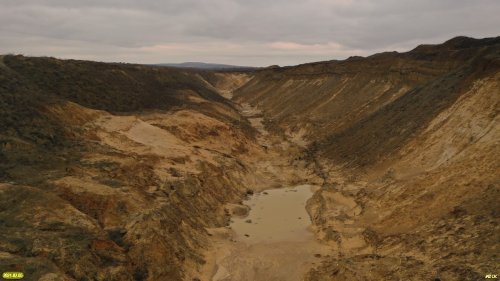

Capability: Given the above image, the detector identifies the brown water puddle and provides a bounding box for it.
[210,184,328,281]
[231,185,316,243]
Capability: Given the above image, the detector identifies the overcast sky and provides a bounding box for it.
[1,0,499,66]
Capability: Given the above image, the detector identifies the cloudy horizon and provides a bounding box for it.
[1,0,499,67]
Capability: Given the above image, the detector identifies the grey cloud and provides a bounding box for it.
[1,0,498,66]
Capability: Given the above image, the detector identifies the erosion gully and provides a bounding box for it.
[199,101,329,281]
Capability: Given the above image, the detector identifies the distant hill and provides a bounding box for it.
[155,62,258,70]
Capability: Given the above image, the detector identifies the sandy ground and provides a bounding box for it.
[201,186,330,281]
[210,239,328,281]
[196,96,329,281]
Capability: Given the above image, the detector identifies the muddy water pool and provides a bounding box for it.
[211,184,328,281]
[231,184,317,243]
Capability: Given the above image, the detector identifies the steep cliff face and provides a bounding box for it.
[234,36,500,280]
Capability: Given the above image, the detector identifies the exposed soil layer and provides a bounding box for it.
[235,36,500,281]
[0,36,499,281]
[0,54,320,280]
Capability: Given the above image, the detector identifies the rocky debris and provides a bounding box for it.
[226,204,250,218]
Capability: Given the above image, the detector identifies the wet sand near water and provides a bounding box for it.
[205,185,329,281]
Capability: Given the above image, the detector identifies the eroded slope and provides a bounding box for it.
[1,36,498,281]
[0,56,315,281]
[235,36,500,280]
